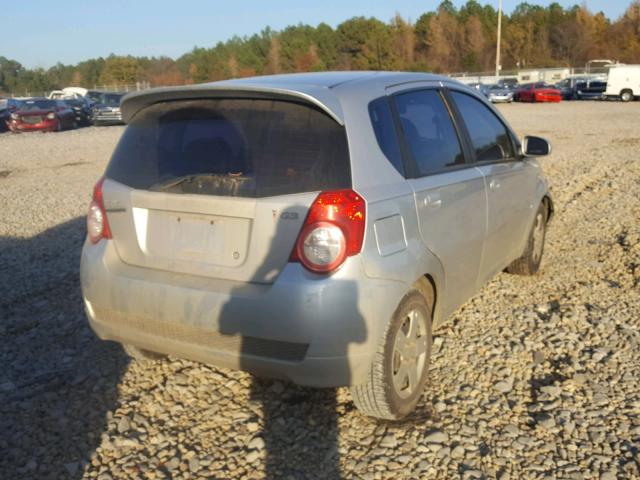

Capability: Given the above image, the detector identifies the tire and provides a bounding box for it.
[351,288,433,420]
[506,202,547,275]
[620,90,633,102]
[123,344,166,362]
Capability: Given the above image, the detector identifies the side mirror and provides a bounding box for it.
[522,136,551,157]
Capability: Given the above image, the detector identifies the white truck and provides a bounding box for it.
[605,65,640,102]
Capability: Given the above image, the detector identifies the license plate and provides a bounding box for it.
[23,116,42,124]
[175,216,222,255]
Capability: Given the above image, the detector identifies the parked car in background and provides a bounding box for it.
[486,84,514,103]
[7,98,76,132]
[92,92,125,125]
[63,97,93,126]
[516,82,562,103]
[604,65,640,102]
[555,77,606,100]
[81,71,553,420]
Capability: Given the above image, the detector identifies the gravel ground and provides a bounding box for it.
[1,102,639,480]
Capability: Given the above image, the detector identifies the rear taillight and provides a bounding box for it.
[290,189,366,273]
[87,177,112,244]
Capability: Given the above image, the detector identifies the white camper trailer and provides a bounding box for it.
[605,65,640,102]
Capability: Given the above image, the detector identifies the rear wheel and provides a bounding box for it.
[506,202,547,275]
[351,288,433,420]
[123,344,166,362]
[620,89,633,102]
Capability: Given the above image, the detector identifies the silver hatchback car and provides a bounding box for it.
[81,72,553,419]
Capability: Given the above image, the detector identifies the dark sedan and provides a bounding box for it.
[92,92,125,125]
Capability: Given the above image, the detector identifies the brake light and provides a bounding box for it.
[87,177,112,244]
[290,189,365,273]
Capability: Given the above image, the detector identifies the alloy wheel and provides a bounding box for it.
[391,308,429,399]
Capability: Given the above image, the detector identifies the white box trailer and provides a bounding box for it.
[605,65,640,102]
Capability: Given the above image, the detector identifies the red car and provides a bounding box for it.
[7,98,76,133]
[516,82,562,103]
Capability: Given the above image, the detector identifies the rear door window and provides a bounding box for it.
[106,99,351,197]
[449,91,515,162]
[394,89,466,176]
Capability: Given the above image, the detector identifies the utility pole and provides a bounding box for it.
[495,0,502,78]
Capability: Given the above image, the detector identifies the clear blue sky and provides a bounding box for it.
[4,0,632,69]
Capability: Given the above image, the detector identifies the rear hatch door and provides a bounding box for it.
[103,97,351,284]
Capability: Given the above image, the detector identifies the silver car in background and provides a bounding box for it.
[486,84,515,103]
[80,72,553,419]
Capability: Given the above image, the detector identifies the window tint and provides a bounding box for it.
[368,97,404,175]
[450,91,515,162]
[106,98,351,198]
[395,89,465,175]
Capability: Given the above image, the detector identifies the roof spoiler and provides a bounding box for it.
[120,83,345,125]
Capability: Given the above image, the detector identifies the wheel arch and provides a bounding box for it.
[412,266,445,330]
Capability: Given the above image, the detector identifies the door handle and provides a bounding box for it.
[423,193,442,209]
[489,179,501,190]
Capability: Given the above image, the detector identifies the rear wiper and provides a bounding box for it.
[150,174,199,191]
[149,173,245,191]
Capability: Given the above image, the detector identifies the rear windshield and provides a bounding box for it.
[101,94,123,107]
[106,98,351,197]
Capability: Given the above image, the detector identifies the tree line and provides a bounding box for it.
[1,0,639,95]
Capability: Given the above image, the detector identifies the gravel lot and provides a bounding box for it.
[1,102,639,480]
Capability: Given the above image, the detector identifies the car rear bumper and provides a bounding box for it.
[93,119,124,125]
[80,239,408,387]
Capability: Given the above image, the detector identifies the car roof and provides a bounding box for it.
[121,71,452,124]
